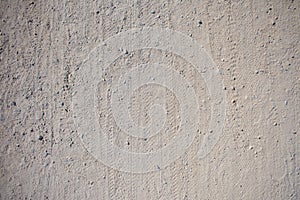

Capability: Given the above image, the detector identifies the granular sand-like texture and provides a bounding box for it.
[0,0,299,199]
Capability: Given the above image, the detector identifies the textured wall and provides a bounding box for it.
[0,0,299,199]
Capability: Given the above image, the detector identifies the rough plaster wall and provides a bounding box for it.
[0,0,299,199]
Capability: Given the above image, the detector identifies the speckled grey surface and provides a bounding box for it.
[0,0,299,199]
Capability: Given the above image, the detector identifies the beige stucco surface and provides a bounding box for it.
[0,0,299,199]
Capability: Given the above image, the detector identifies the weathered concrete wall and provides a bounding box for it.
[0,0,299,199]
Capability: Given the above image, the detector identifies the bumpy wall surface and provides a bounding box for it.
[0,0,299,199]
